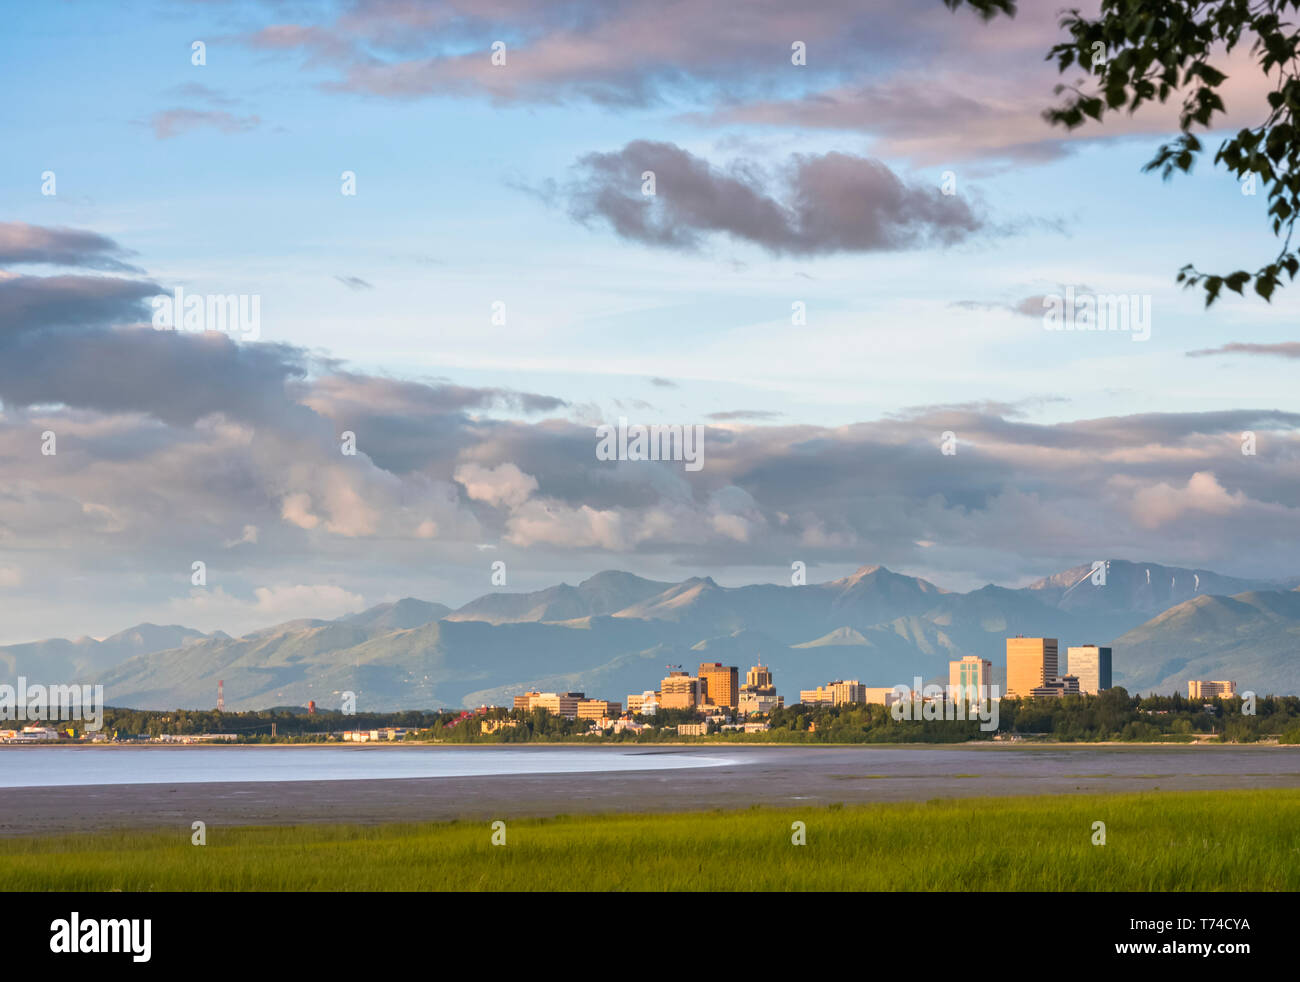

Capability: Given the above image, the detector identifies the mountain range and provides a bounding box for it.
[4,560,1298,711]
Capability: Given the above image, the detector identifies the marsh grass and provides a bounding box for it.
[4,789,1297,891]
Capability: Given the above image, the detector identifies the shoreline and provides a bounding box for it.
[1,738,1293,750]
[4,743,1299,837]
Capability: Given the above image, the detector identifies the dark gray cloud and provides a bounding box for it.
[1187,342,1300,360]
[0,223,143,273]
[335,275,374,290]
[707,410,783,421]
[566,141,987,255]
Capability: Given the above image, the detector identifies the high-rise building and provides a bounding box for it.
[738,664,781,714]
[698,662,739,709]
[949,656,993,700]
[1005,637,1058,698]
[1188,680,1237,699]
[660,671,703,709]
[1067,645,1112,694]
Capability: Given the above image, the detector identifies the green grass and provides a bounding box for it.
[4,789,1299,891]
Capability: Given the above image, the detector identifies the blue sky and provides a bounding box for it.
[1,0,1298,641]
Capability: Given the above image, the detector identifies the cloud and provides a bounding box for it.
[224,524,260,547]
[565,141,988,255]
[1128,471,1249,529]
[6,222,1300,640]
[334,275,374,290]
[454,462,540,509]
[1187,342,1300,360]
[149,109,261,139]
[167,584,367,628]
[235,0,1050,113]
[0,222,142,272]
[707,410,783,421]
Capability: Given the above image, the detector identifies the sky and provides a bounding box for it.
[1,0,1299,643]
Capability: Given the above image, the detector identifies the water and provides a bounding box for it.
[0,746,738,789]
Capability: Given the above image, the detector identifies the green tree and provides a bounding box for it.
[947,0,1300,304]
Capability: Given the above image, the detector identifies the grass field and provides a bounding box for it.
[5,789,1299,891]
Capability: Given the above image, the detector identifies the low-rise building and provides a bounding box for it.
[677,722,708,736]
[576,699,622,720]
[862,687,901,706]
[738,692,783,715]
[1188,680,1237,699]
[799,679,867,706]
[1029,676,1080,699]
[342,727,409,742]
[525,692,586,719]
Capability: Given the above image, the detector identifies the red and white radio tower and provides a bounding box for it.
[217,679,225,712]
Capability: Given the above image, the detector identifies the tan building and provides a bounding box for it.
[949,656,993,700]
[1005,637,1058,698]
[862,687,899,706]
[530,692,585,719]
[1067,645,1112,694]
[1029,675,1080,698]
[513,691,541,711]
[698,662,739,709]
[576,699,621,720]
[1188,680,1237,699]
[799,679,867,706]
[660,671,703,709]
[738,692,784,715]
[738,664,780,715]
[677,722,708,736]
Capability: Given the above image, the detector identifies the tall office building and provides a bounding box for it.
[1005,637,1058,698]
[698,662,739,709]
[744,665,775,692]
[949,655,992,700]
[738,664,782,715]
[1067,645,1112,694]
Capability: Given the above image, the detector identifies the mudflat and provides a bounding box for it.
[4,744,1299,837]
